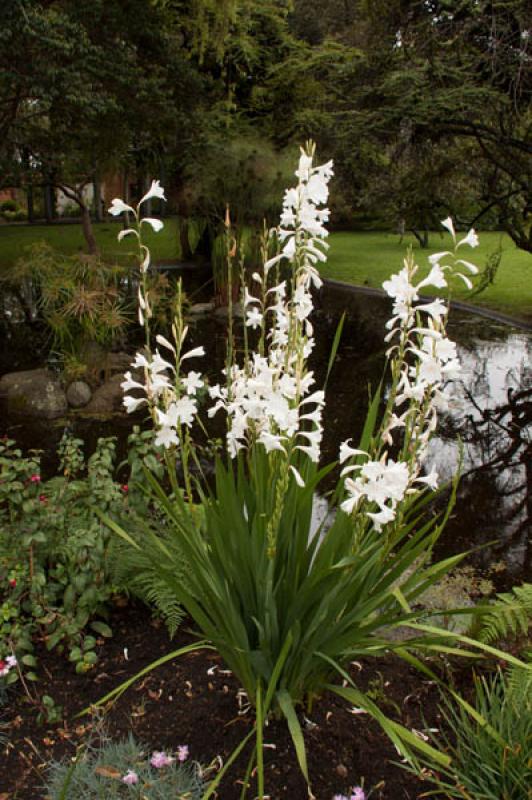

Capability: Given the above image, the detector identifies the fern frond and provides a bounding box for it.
[110,525,188,637]
[478,583,532,645]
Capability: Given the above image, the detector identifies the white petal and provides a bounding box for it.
[118,228,138,242]
[290,466,306,488]
[181,346,205,361]
[141,217,164,233]
[440,217,455,239]
[156,334,176,354]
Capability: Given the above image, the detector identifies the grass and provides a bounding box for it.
[0,218,181,270]
[0,220,530,320]
[325,230,532,322]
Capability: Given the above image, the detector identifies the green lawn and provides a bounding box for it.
[326,230,532,322]
[0,218,181,271]
[1,221,530,320]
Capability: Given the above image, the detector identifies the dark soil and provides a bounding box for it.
[1,602,466,800]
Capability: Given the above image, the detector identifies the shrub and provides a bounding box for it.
[46,734,203,799]
[0,434,135,679]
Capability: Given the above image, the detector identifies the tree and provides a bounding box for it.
[0,0,205,253]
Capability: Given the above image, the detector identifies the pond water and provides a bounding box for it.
[1,284,530,591]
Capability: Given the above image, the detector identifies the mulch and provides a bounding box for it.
[1,601,465,800]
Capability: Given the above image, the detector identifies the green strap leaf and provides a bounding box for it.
[277,690,309,784]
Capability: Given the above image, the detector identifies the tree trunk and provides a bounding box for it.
[26,183,34,223]
[44,184,55,223]
[93,176,102,222]
[81,203,99,255]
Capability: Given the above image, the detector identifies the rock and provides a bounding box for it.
[214,302,244,319]
[83,374,125,415]
[66,380,92,408]
[0,368,67,418]
[188,302,215,316]
[106,351,132,375]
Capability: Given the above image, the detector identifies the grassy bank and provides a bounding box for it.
[0,221,530,320]
[326,231,532,321]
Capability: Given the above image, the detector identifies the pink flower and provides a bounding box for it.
[122,769,139,785]
[333,795,348,800]
[177,744,189,762]
[9,578,17,588]
[30,474,41,483]
[351,790,365,800]
[39,494,47,504]
[121,484,129,493]
[150,751,174,768]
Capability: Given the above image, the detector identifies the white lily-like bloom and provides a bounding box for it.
[108,198,135,216]
[140,179,167,205]
[457,229,479,249]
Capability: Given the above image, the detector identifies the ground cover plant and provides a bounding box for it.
[97,147,529,798]
[47,733,203,800]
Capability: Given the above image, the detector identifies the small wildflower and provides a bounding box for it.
[121,484,129,493]
[122,769,139,785]
[30,474,41,483]
[0,654,17,676]
[351,789,365,800]
[150,751,174,768]
[177,744,189,762]
[39,494,47,504]
[9,578,17,588]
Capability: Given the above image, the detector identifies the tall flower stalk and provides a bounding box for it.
[102,153,529,800]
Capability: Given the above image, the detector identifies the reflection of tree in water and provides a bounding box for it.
[430,332,531,588]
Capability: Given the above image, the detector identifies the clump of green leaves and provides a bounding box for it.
[417,666,532,800]
[0,434,124,680]
[47,734,203,800]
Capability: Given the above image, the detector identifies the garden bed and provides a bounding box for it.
[2,601,469,799]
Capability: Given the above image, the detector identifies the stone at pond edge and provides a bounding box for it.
[83,374,125,415]
[0,368,67,419]
[189,302,215,316]
[66,380,92,408]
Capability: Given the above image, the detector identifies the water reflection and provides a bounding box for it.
[425,322,531,587]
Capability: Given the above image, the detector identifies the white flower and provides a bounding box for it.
[121,371,144,393]
[108,198,134,216]
[456,258,479,275]
[416,298,448,322]
[367,505,396,531]
[173,396,198,427]
[181,346,205,362]
[245,307,263,329]
[416,469,439,490]
[182,371,204,395]
[441,217,456,240]
[140,179,166,205]
[382,268,418,305]
[117,228,138,242]
[141,217,164,233]
[123,395,147,413]
[339,440,367,464]
[457,228,479,248]
[428,251,452,265]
